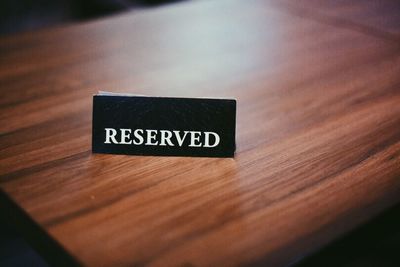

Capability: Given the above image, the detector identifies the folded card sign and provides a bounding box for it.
[92,92,236,158]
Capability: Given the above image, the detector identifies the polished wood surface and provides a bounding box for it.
[1,0,400,266]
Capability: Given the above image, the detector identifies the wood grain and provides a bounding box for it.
[1,0,400,266]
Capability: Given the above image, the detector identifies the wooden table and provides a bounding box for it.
[1,0,400,266]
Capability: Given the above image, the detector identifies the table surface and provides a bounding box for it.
[1,0,400,266]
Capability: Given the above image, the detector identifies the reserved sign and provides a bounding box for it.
[92,92,236,157]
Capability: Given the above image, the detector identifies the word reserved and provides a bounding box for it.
[92,92,236,157]
[104,128,220,148]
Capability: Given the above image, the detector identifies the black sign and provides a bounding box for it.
[92,93,236,157]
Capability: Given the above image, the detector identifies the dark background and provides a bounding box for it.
[0,0,187,36]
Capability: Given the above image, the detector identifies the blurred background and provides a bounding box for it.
[0,0,187,36]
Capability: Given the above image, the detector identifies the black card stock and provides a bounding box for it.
[92,93,236,157]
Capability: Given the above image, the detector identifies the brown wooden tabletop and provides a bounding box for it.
[1,0,400,266]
